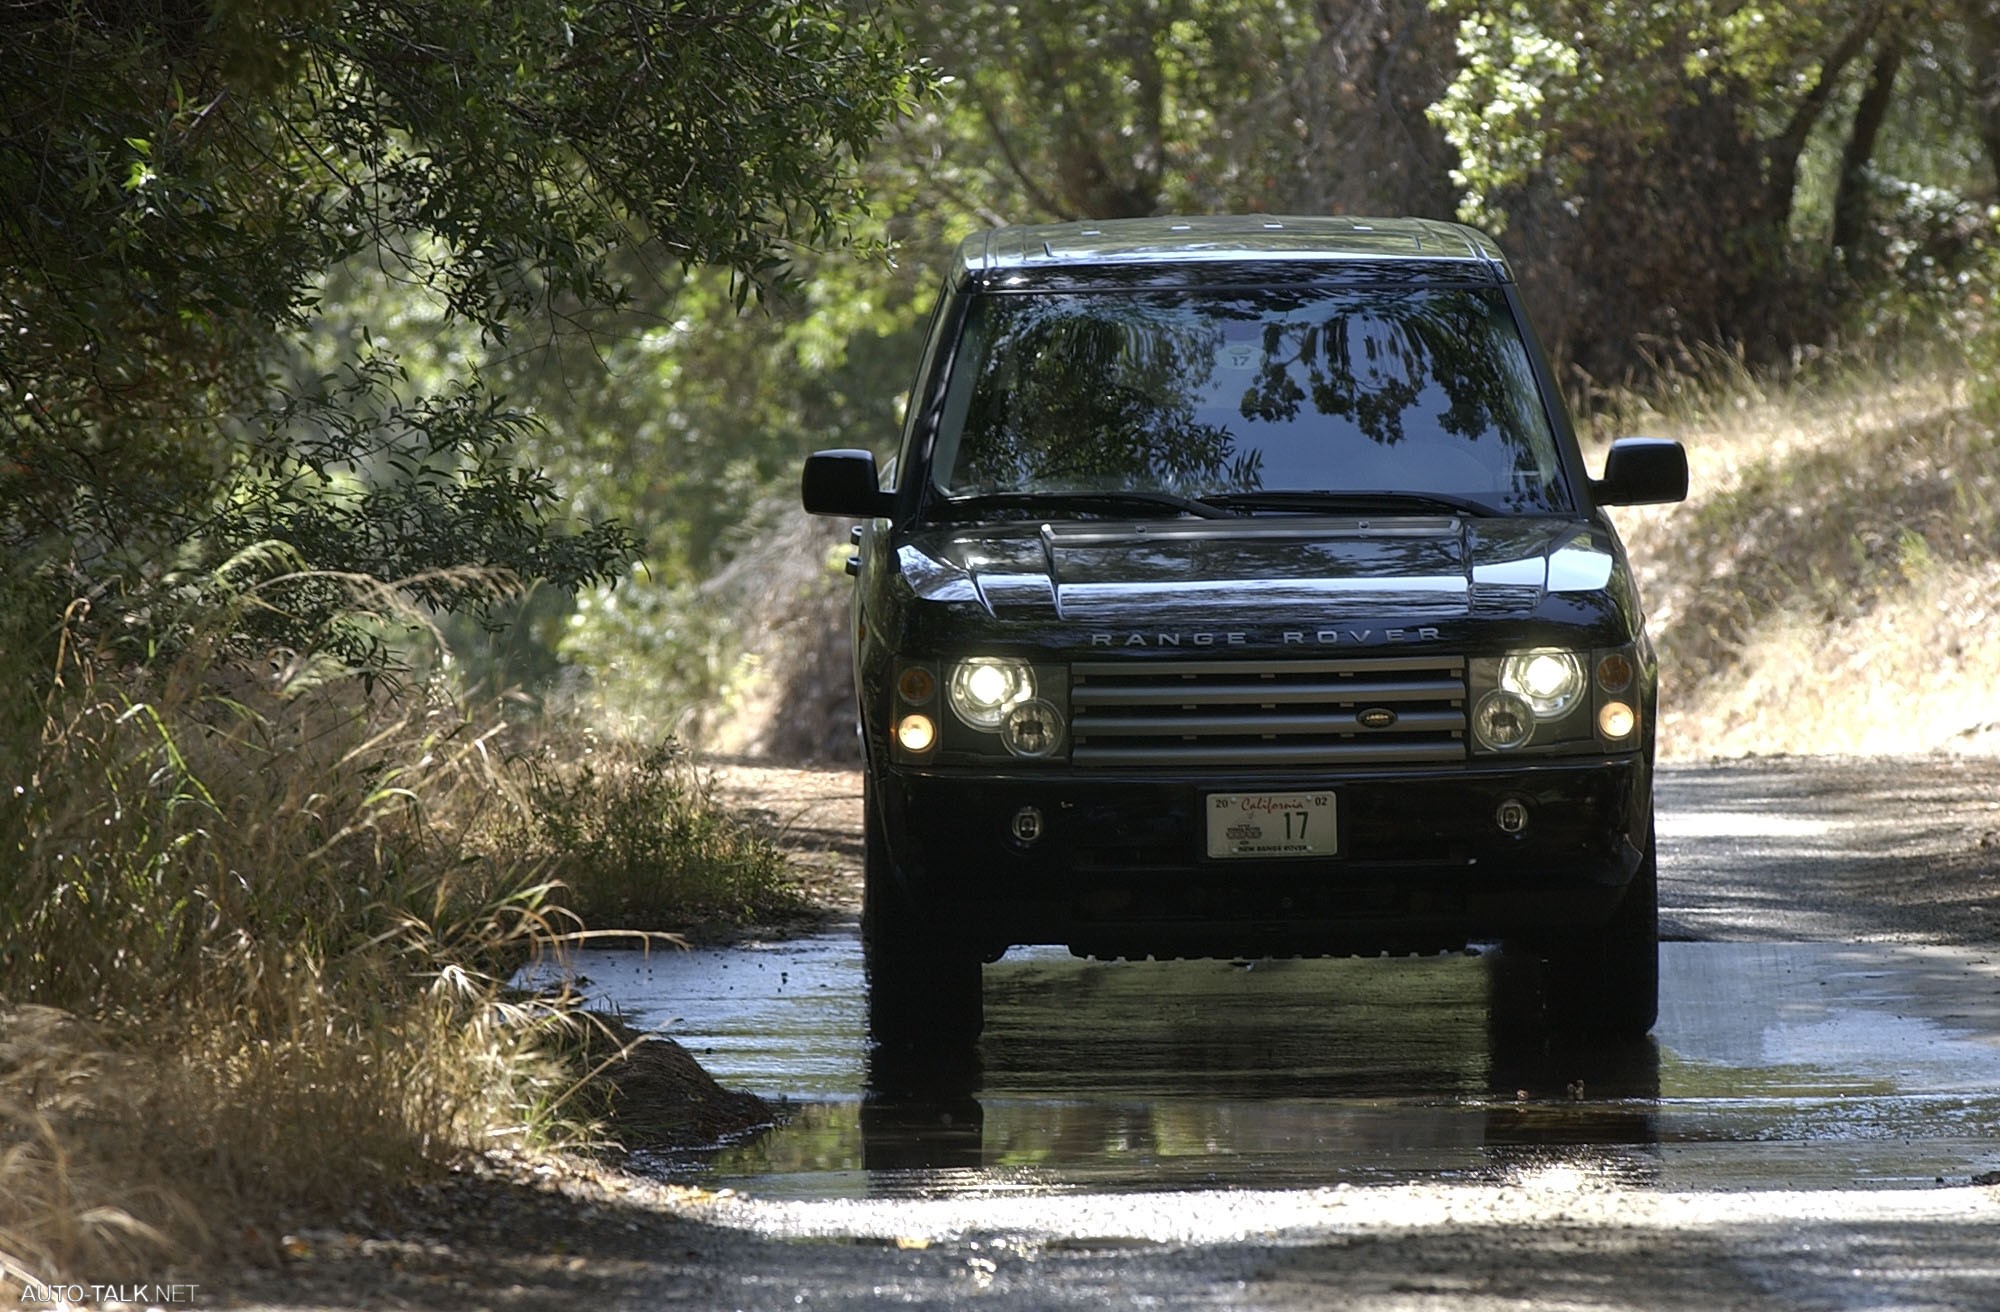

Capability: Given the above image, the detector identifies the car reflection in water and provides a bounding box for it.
[696,946,1665,1197]
[543,933,2000,1196]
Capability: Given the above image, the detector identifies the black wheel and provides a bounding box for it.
[1540,820,1659,1039]
[862,779,983,1050]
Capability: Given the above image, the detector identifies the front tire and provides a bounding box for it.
[862,779,983,1050]
[1539,820,1659,1039]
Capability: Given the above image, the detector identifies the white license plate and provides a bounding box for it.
[1205,791,1338,859]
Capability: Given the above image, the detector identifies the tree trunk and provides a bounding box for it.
[1965,0,2000,193]
[1832,34,1905,255]
[1766,3,1888,231]
[1296,0,1459,217]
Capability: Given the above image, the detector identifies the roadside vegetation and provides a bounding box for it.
[1598,346,2000,760]
[0,624,801,1285]
[0,0,921,1294]
[5,0,2000,1297]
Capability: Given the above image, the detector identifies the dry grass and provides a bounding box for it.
[0,666,577,1296]
[1600,354,2000,759]
[0,622,800,1295]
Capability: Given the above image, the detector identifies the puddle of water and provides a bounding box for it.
[523,939,2000,1196]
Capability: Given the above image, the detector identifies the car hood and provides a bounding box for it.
[895,515,1620,629]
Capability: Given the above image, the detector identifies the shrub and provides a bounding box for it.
[504,736,805,936]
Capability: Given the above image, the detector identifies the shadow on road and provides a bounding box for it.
[1655,757,2000,944]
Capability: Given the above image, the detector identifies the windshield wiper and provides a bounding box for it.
[1200,489,1496,518]
[936,490,1245,520]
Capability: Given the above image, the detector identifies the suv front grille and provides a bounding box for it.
[1069,655,1466,768]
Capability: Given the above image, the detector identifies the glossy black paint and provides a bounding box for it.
[807,216,1680,963]
[802,448,893,518]
[1594,439,1692,507]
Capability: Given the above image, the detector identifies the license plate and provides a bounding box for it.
[1205,791,1338,859]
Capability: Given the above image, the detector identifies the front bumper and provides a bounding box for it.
[877,757,1651,959]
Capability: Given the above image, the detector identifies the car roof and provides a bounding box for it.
[953,215,1512,282]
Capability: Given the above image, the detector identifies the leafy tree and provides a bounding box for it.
[1428,0,1993,375]
[0,0,932,676]
[903,0,1457,222]
[432,242,939,708]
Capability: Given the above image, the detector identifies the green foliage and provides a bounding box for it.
[1428,1,1888,229]
[471,1,1463,711]
[505,738,805,932]
[285,196,944,710]
[1427,6,1584,227]
[1,0,935,681]
[905,0,1455,222]
[1421,1,1970,372]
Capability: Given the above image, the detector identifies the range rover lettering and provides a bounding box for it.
[802,216,1688,1048]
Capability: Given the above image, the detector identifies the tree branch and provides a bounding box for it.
[973,85,1072,221]
[1766,1,1891,223]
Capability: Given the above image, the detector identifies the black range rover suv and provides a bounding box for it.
[802,215,1687,1047]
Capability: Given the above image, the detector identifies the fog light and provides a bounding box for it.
[1598,700,1637,740]
[1495,798,1531,834]
[1011,806,1044,844]
[1473,690,1533,751]
[895,713,936,753]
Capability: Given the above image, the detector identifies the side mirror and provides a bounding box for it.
[1592,438,1688,507]
[801,448,894,518]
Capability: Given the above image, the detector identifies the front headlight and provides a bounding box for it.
[948,657,1036,729]
[1499,649,1585,720]
[1470,645,1640,755]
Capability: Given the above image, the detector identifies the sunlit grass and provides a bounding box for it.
[1595,351,2000,759]
[0,667,574,1291]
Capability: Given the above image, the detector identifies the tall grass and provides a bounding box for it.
[0,594,799,1293]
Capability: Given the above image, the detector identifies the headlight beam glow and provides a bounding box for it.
[1499,650,1585,720]
[948,658,1036,730]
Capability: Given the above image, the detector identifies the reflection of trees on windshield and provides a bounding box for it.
[940,285,1565,513]
[1239,293,1546,459]
[952,301,1263,494]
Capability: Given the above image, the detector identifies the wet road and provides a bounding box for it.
[534,761,2000,1200]
[559,937,2000,1197]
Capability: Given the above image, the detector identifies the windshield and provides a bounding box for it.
[928,284,1569,515]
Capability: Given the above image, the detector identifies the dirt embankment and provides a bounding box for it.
[708,761,866,916]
